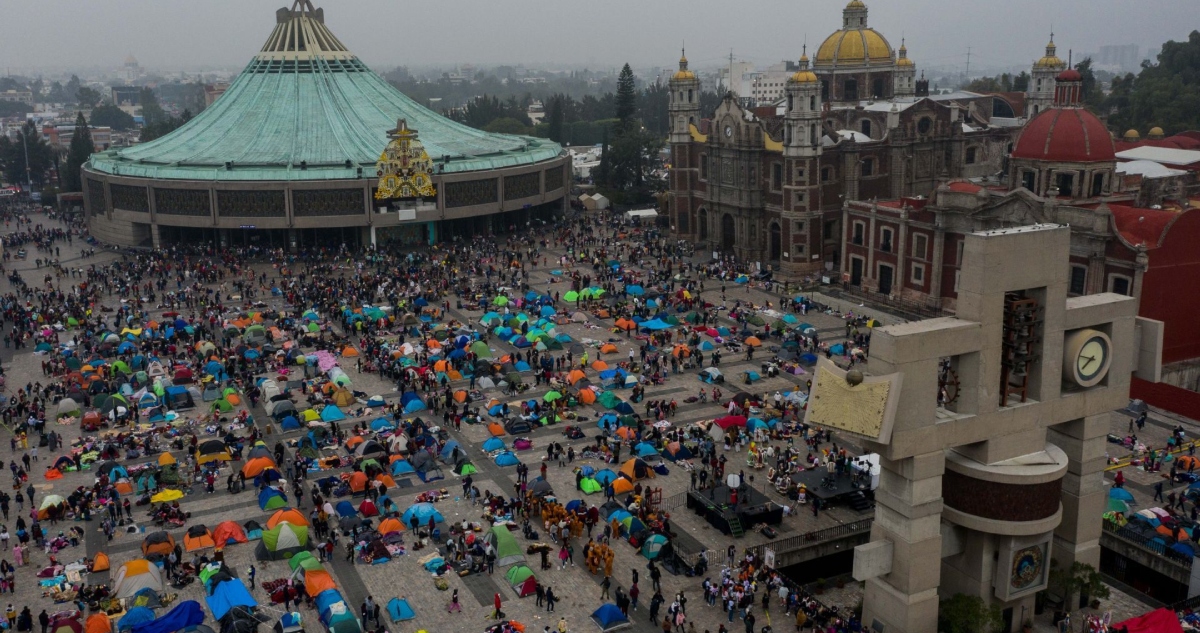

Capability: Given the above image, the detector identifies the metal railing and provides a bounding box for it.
[1102,521,1194,568]
[661,491,688,511]
[1170,593,1200,612]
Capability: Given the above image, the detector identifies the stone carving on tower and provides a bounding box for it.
[374,118,436,200]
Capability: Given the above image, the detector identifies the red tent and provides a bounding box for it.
[1112,609,1183,633]
[715,415,747,429]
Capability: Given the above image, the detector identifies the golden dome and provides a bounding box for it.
[672,50,696,81]
[896,42,914,68]
[815,28,893,67]
[845,0,866,6]
[1034,39,1066,69]
[790,54,818,84]
[1123,129,1140,141]
[1148,126,1165,139]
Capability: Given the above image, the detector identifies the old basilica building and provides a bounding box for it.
[667,0,1023,276]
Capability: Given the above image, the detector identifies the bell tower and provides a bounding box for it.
[781,51,823,274]
[894,39,916,98]
[668,48,702,242]
[1028,34,1067,116]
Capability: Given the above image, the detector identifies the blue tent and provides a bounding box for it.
[1109,487,1136,503]
[540,306,557,317]
[591,604,630,631]
[280,415,300,430]
[439,441,462,460]
[625,285,645,296]
[131,601,205,633]
[747,418,769,431]
[404,399,426,413]
[614,402,635,415]
[579,465,597,477]
[257,487,287,510]
[800,353,818,364]
[634,442,659,457]
[566,500,584,513]
[830,344,845,355]
[335,500,357,517]
[401,503,445,526]
[391,460,414,476]
[400,391,421,406]
[488,404,505,416]
[515,361,531,371]
[386,597,415,622]
[483,437,506,452]
[319,406,344,422]
[640,319,671,331]
[369,417,393,432]
[699,341,715,351]
[494,451,520,467]
[594,469,618,486]
[118,608,156,632]
[205,578,258,620]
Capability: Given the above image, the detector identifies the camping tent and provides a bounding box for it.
[141,532,175,557]
[184,525,215,552]
[258,487,288,511]
[401,503,444,526]
[385,598,414,623]
[267,507,309,528]
[591,604,631,632]
[487,525,525,567]
[256,522,309,560]
[129,601,205,633]
[205,578,258,620]
[619,458,655,481]
[212,521,248,547]
[641,534,669,559]
[112,560,163,599]
[505,565,538,597]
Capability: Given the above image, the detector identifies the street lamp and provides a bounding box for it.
[21,124,32,190]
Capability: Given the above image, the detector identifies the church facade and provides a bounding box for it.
[667,1,1022,277]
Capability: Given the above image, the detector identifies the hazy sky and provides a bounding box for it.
[1,0,1195,76]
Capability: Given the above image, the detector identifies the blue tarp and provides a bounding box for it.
[206,579,258,620]
[387,598,415,622]
[118,608,155,632]
[131,601,205,633]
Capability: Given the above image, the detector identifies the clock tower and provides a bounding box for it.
[668,49,702,242]
[781,53,823,274]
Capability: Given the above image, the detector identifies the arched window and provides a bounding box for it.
[698,209,709,240]
[687,89,693,103]
[769,223,782,261]
[810,124,818,147]
[788,95,794,112]
[861,119,872,138]
[810,95,816,110]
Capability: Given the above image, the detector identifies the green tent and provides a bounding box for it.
[488,525,525,567]
[212,399,234,413]
[67,317,79,327]
[597,391,621,409]
[258,522,308,559]
[493,296,509,306]
[746,315,766,327]
[543,391,562,403]
[563,290,579,302]
[505,564,535,586]
[456,463,478,476]
[288,551,323,572]
[580,478,603,494]
[244,324,267,339]
[65,357,82,370]
[470,341,493,359]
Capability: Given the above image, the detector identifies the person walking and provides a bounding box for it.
[492,593,503,620]
[545,587,557,612]
[600,575,611,600]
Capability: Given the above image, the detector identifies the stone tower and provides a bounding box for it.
[668,49,702,241]
[894,40,916,98]
[1028,35,1067,116]
[780,53,824,274]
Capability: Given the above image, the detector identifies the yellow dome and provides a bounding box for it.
[1034,39,1066,69]
[673,69,696,80]
[845,0,866,6]
[1148,126,1165,139]
[1123,129,1140,141]
[791,70,818,84]
[896,43,914,68]
[815,28,893,67]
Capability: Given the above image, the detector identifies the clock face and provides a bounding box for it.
[1063,328,1113,388]
[1010,545,1045,591]
[724,125,733,138]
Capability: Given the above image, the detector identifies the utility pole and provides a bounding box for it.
[21,123,31,190]
[965,47,972,83]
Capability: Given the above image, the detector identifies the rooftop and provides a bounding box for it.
[87,1,561,182]
[1116,146,1200,167]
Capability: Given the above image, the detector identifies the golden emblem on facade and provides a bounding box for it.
[374,118,436,200]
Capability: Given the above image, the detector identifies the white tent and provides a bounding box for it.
[625,209,658,219]
[112,560,164,599]
[583,193,610,210]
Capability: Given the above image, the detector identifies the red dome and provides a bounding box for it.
[1057,68,1082,82]
[1012,107,1115,163]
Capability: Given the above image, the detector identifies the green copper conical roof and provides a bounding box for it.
[88,0,561,181]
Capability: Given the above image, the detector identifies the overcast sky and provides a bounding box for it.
[1,0,1195,76]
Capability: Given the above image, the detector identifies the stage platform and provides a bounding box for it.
[790,468,874,510]
[685,485,783,535]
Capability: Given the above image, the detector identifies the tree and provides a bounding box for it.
[0,121,55,188]
[89,104,136,131]
[65,75,81,101]
[76,86,102,108]
[1074,58,1102,108]
[937,594,1004,633]
[1106,30,1200,134]
[1012,71,1030,92]
[139,87,168,127]
[482,117,529,135]
[615,63,637,130]
[62,112,95,193]
[546,96,565,144]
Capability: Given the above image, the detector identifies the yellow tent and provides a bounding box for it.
[151,489,184,503]
[301,409,320,422]
[157,452,176,466]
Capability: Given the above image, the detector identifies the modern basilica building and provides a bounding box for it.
[82,1,569,249]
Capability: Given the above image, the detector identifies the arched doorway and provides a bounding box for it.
[769,222,782,261]
[721,213,736,253]
[698,209,709,241]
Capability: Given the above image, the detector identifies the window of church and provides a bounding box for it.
[861,120,872,138]
[771,164,782,191]
[796,221,806,233]
[794,192,807,207]
[1069,266,1087,295]
[795,167,805,182]
[700,155,708,181]
[1055,172,1074,198]
[861,159,875,177]
[1091,172,1105,197]
[822,167,833,183]
[913,234,928,259]
[1110,275,1131,296]
[912,263,925,284]
[872,78,885,100]
[966,147,978,164]
[845,79,858,102]
[918,117,932,135]
[880,228,893,252]
[852,221,865,245]
[1021,171,1036,192]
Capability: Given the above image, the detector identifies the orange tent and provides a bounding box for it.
[92,552,110,572]
[426,339,443,350]
[44,468,63,480]
[348,471,369,493]
[267,508,308,528]
[594,309,611,318]
[158,452,176,466]
[306,569,337,597]
[612,478,635,494]
[744,336,762,347]
[453,390,468,403]
[85,614,112,633]
[114,481,134,495]
[1157,525,1190,542]
[615,427,635,439]
[374,474,397,488]
[342,347,360,357]
[578,390,597,405]
[615,318,637,331]
[141,532,175,557]
[378,518,405,535]
[388,455,406,464]
[1177,455,1200,471]
[81,411,102,427]
[212,521,248,547]
[345,436,365,448]
[241,456,277,478]
[447,369,463,380]
[488,423,506,436]
[225,393,242,406]
[184,526,215,552]
[600,344,618,354]
[672,345,691,358]
[568,370,586,385]
[433,360,449,372]
[591,361,609,370]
